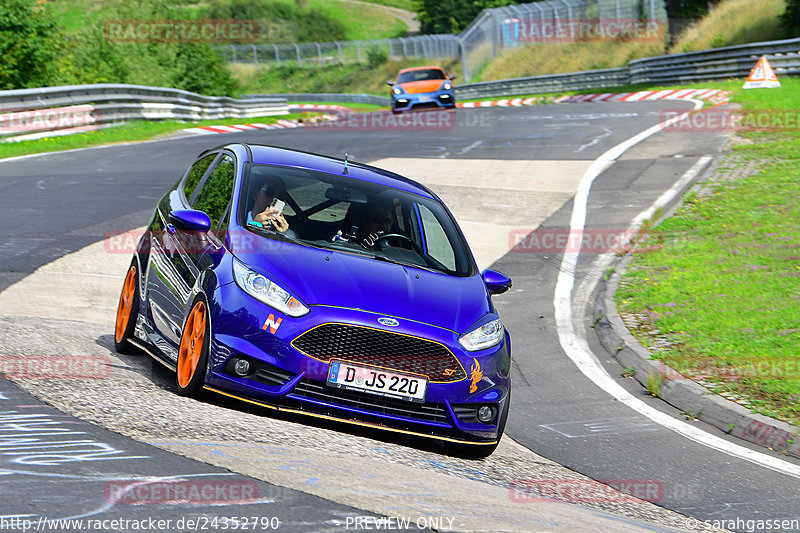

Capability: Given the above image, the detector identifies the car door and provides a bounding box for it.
[147,152,235,352]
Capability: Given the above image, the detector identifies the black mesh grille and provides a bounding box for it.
[292,323,465,382]
[290,379,448,423]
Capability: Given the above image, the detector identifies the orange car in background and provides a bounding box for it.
[387,66,456,114]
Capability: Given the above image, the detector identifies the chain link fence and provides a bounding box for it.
[222,0,667,82]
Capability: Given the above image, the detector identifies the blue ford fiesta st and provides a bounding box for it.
[115,143,512,456]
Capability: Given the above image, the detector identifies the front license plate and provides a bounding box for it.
[327,360,427,402]
[417,95,431,102]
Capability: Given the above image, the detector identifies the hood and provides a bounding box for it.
[398,79,448,94]
[231,232,488,334]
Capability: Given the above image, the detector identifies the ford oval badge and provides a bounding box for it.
[378,317,399,327]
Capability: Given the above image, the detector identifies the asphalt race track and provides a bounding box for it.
[0,102,798,532]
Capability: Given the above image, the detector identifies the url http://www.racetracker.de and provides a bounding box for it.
[0,515,281,532]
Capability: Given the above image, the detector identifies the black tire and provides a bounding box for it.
[114,258,141,354]
[175,296,210,398]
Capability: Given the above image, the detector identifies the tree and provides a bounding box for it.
[0,0,66,89]
[782,0,800,34]
[416,0,516,34]
[663,0,712,21]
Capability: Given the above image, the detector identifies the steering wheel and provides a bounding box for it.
[375,233,419,252]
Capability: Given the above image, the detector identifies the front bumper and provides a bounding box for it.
[203,284,510,443]
[392,90,456,112]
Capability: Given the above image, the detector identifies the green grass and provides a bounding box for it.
[288,102,384,112]
[50,0,411,41]
[617,77,800,426]
[0,112,315,160]
[669,0,787,53]
[305,0,407,40]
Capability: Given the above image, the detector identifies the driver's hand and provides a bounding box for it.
[254,208,289,233]
[361,231,384,248]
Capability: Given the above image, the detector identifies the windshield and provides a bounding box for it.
[238,164,474,276]
[396,69,447,84]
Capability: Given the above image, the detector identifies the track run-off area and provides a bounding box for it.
[0,100,798,532]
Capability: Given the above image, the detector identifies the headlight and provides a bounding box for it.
[232,258,309,317]
[393,87,402,95]
[442,82,452,90]
[459,318,503,351]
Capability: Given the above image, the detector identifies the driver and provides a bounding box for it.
[356,205,393,247]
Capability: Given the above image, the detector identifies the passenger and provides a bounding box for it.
[248,176,291,235]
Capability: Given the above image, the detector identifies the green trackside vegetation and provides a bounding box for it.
[0,113,318,160]
[616,76,800,427]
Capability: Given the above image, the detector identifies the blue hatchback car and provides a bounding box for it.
[115,143,512,456]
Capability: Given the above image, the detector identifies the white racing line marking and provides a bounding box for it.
[554,100,800,479]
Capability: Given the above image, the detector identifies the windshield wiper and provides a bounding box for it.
[246,223,323,249]
[371,253,439,273]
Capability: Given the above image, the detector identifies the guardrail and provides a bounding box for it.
[0,84,288,140]
[454,68,630,99]
[628,38,800,84]
[247,93,390,106]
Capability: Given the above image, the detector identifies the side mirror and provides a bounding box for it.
[169,209,211,233]
[481,269,512,295]
[448,74,457,81]
[386,80,395,86]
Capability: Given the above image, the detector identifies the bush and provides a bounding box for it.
[0,0,67,89]
[66,2,240,96]
[366,46,388,68]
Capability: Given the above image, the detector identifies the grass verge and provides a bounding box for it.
[0,113,315,160]
[617,76,800,426]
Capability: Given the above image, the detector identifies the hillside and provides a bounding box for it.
[475,0,788,82]
[50,0,414,41]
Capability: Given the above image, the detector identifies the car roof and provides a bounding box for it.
[222,143,435,199]
[397,66,446,75]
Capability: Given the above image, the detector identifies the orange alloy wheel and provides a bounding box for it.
[115,266,136,344]
[178,301,206,388]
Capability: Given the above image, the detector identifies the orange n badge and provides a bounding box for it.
[262,313,283,334]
